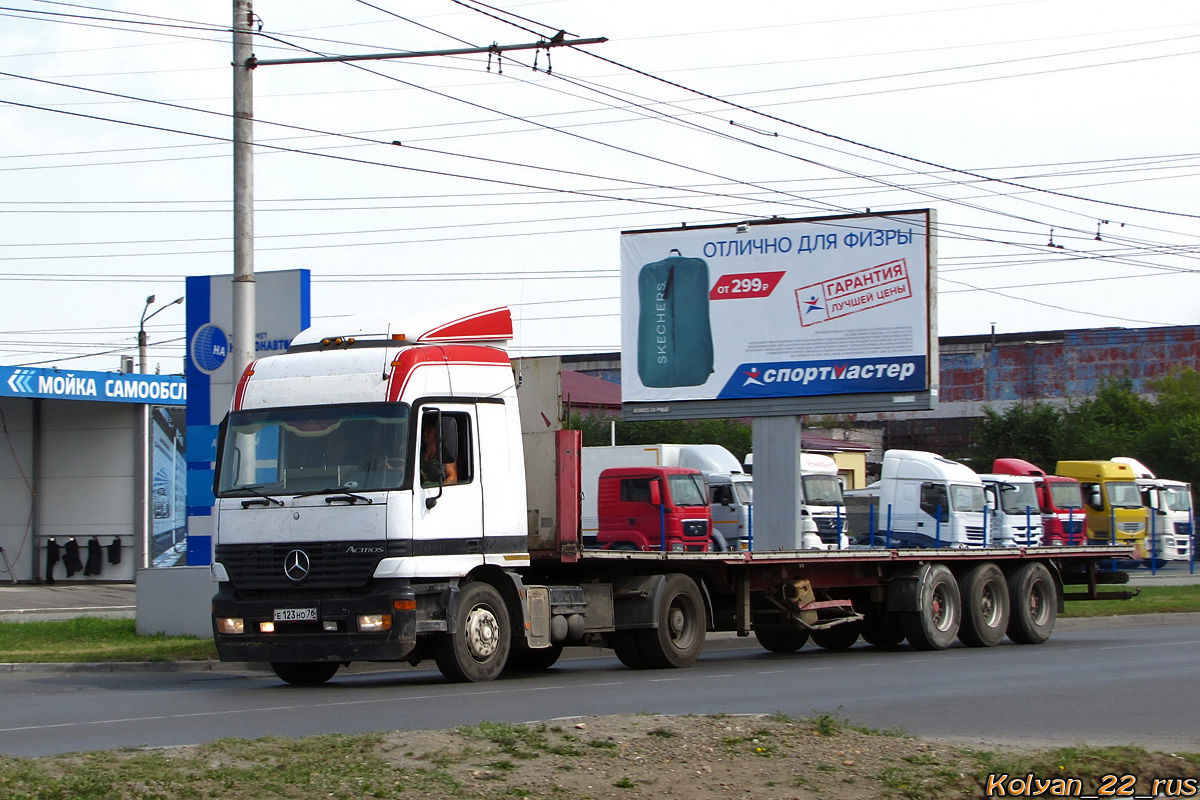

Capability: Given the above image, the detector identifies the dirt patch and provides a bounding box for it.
[384,713,982,799]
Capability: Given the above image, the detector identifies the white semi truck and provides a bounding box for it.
[1111,457,1193,564]
[744,451,846,549]
[846,449,987,547]
[582,444,751,551]
[976,474,1045,547]
[207,309,1134,685]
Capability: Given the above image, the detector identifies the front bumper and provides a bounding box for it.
[212,583,419,664]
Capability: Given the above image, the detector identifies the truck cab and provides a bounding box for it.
[595,466,711,552]
[991,458,1085,546]
[977,474,1044,547]
[745,451,846,549]
[581,443,750,551]
[1055,460,1147,555]
[862,449,987,547]
[1111,457,1193,564]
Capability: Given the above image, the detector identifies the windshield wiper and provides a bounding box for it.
[234,485,284,507]
[294,485,372,504]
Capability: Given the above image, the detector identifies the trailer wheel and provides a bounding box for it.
[811,622,861,650]
[635,574,706,668]
[957,562,1010,648]
[753,625,809,653]
[435,581,511,682]
[860,613,906,647]
[504,642,564,673]
[1006,562,1057,645]
[270,662,340,686]
[900,564,961,651]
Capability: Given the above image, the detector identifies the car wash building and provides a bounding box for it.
[0,368,187,584]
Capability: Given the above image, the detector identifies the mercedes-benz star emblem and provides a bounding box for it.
[284,549,311,582]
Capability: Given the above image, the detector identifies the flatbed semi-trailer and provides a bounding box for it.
[209,310,1133,685]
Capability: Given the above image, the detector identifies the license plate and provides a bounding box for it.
[274,608,318,622]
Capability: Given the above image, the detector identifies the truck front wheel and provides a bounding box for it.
[271,662,340,686]
[636,574,705,668]
[1006,562,1056,644]
[436,581,511,682]
[900,563,961,651]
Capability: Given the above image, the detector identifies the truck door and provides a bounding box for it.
[413,406,485,575]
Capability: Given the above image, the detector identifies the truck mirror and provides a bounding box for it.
[649,481,662,505]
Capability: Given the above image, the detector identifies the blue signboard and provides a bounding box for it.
[0,366,185,405]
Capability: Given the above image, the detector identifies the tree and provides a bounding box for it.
[969,401,1066,472]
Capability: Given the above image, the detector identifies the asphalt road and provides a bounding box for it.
[0,616,1197,758]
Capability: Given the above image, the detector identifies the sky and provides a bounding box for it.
[2,0,1199,374]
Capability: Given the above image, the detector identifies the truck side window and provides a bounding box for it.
[421,411,472,486]
[920,483,950,522]
[711,485,734,506]
[1081,483,1103,511]
[621,478,653,504]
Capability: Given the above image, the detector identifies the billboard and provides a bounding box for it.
[619,210,937,419]
[184,269,310,565]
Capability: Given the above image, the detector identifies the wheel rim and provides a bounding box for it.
[980,581,1002,627]
[666,596,698,649]
[1027,579,1051,625]
[464,603,500,661]
[931,584,954,632]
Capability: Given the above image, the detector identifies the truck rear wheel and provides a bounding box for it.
[957,562,1010,648]
[504,642,564,673]
[753,625,809,653]
[435,581,511,682]
[900,563,961,651]
[860,612,906,647]
[810,622,860,650]
[270,662,340,686]
[1006,562,1056,644]
[635,574,705,668]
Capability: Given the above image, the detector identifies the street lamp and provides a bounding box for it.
[138,294,184,374]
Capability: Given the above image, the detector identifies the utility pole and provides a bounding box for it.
[228,4,603,380]
[231,0,255,384]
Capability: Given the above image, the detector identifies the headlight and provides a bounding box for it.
[357,614,392,633]
[215,617,244,634]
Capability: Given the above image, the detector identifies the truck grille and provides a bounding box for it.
[682,520,708,539]
[814,516,844,545]
[1175,522,1193,537]
[215,540,399,591]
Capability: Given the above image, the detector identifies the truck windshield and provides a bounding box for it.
[998,483,1039,515]
[950,484,986,513]
[668,474,707,507]
[734,481,753,504]
[1162,486,1193,512]
[801,475,843,506]
[1105,481,1143,509]
[216,403,410,496]
[1048,481,1082,511]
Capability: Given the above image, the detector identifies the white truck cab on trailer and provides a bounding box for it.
[977,474,1044,547]
[849,450,987,547]
[744,451,846,549]
[1111,457,1193,564]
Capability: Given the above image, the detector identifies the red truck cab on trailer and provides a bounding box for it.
[596,466,711,552]
[992,458,1086,546]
